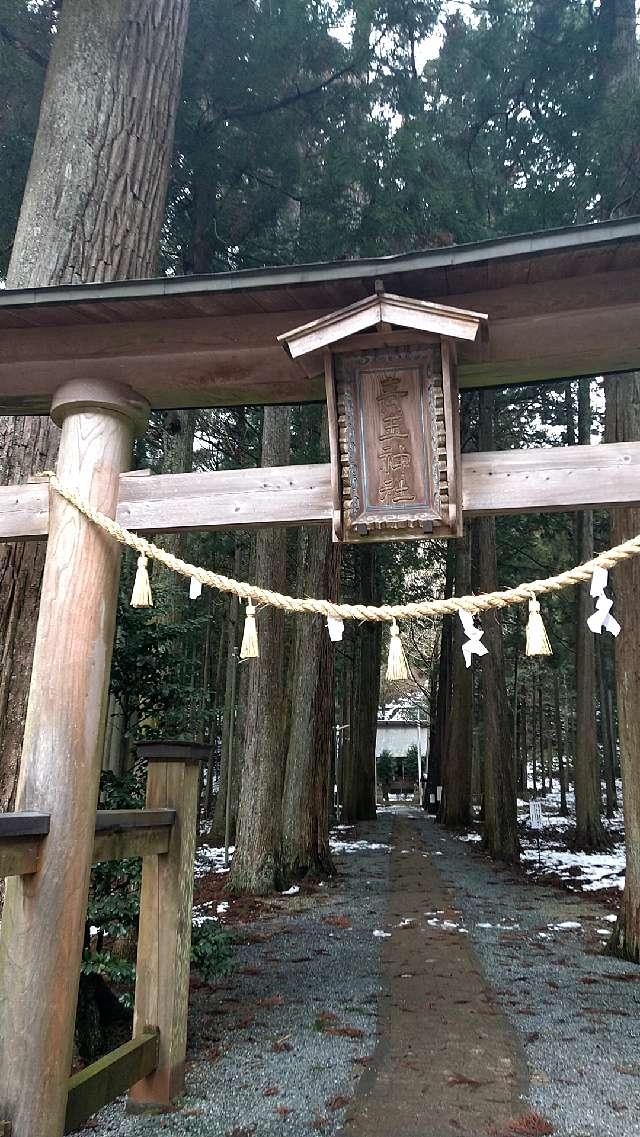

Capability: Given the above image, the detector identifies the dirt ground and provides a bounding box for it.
[78,806,640,1137]
[339,815,528,1137]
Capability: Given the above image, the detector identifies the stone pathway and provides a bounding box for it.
[79,806,640,1137]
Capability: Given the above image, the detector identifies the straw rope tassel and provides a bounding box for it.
[525,594,552,657]
[41,473,640,627]
[240,600,259,659]
[386,619,409,681]
[130,553,153,608]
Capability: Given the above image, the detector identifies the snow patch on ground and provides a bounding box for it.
[330,838,393,854]
[195,844,233,877]
[427,916,469,934]
[521,844,625,891]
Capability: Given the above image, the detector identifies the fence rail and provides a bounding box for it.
[0,808,176,876]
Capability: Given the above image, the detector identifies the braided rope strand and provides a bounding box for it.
[46,473,640,624]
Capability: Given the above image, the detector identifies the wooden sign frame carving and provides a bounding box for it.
[328,340,462,542]
[281,291,479,544]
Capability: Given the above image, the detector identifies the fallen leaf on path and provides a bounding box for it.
[489,1112,554,1135]
[326,1094,352,1111]
[315,1010,339,1027]
[257,994,285,1007]
[325,1025,365,1038]
[447,1073,483,1087]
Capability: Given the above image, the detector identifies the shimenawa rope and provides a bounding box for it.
[41,472,640,625]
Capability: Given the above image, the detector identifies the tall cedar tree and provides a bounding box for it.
[440,531,473,827]
[228,407,290,895]
[0,0,191,812]
[573,378,608,850]
[340,546,381,822]
[478,390,519,863]
[281,522,340,878]
[600,0,640,961]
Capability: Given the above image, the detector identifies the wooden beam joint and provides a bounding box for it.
[0,809,176,876]
[64,1030,160,1134]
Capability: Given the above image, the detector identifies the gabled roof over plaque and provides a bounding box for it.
[278,291,487,359]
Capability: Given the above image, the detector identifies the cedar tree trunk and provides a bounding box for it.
[281,524,340,879]
[228,407,290,895]
[440,531,473,828]
[478,390,519,863]
[606,372,640,960]
[573,379,608,850]
[341,546,381,822]
[0,0,190,811]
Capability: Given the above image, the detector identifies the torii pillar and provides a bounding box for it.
[0,380,149,1137]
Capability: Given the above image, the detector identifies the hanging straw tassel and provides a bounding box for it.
[525,594,552,657]
[240,599,259,659]
[130,553,153,608]
[386,619,409,681]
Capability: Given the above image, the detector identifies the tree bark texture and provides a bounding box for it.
[598,0,639,958]
[478,391,519,863]
[341,546,381,823]
[209,544,241,843]
[281,524,340,879]
[573,379,608,851]
[440,532,473,828]
[429,541,455,807]
[228,407,290,895]
[553,671,568,816]
[606,371,640,960]
[0,0,191,811]
[597,636,618,818]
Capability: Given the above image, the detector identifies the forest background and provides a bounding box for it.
[0,0,639,976]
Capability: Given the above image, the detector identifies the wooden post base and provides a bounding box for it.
[128,741,209,1110]
[0,380,148,1137]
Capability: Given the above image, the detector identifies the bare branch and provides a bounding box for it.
[0,21,48,69]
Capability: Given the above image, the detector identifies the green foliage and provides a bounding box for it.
[377,747,395,784]
[80,950,137,1008]
[190,921,236,982]
[84,767,236,999]
[405,743,419,780]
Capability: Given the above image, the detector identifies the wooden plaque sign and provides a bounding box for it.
[334,342,454,541]
[278,290,485,543]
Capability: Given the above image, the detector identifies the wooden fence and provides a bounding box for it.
[0,741,206,1135]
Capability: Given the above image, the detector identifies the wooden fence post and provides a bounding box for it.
[128,741,209,1110]
[0,380,149,1137]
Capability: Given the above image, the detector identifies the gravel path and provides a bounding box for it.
[78,806,640,1137]
[78,815,393,1137]
[413,808,640,1137]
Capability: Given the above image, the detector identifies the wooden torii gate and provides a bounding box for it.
[1,217,640,1137]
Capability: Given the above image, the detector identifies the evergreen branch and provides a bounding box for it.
[0,22,48,69]
[219,31,385,121]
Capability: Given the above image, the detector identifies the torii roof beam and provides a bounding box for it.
[0,216,640,414]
